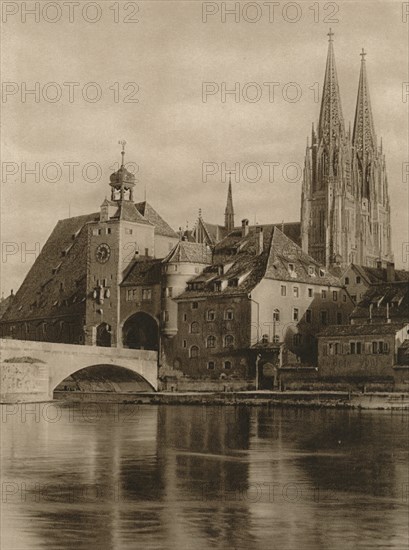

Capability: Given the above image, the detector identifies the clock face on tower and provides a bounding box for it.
[95,243,111,264]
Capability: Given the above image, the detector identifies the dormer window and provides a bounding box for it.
[308,266,315,276]
[288,263,294,273]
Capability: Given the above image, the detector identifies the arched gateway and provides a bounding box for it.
[122,312,159,351]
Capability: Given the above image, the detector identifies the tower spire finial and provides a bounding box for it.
[224,175,234,232]
[318,29,344,143]
[360,47,366,61]
[118,139,127,167]
[327,28,334,42]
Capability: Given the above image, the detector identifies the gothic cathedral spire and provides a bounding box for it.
[224,172,234,232]
[352,49,377,199]
[318,29,345,147]
[301,33,393,269]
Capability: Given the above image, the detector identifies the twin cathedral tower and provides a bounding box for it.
[300,29,393,269]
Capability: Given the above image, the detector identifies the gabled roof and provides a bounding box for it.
[176,225,340,301]
[118,201,153,224]
[0,295,13,319]
[121,259,162,286]
[135,201,178,238]
[264,227,340,286]
[351,264,409,285]
[1,213,97,323]
[163,241,212,264]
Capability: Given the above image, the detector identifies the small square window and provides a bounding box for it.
[292,308,299,322]
[192,302,198,309]
[293,287,299,298]
[308,288,313,298]
[332,291,338,301]
[207,361,215,370]
[356,276,361,284]
[281,285,286,296]
[321,290,327,299]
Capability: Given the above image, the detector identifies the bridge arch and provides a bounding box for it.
[122,312,159,351]
[53,364,155,393]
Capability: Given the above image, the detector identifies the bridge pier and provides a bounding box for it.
[1,339,158,403]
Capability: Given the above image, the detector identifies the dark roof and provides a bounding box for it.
[349,264,409,284]
[119,201,153,224]
[0,295,13,319]
[176,225,340,301]
[351,282,409,323]
[318,323,408,337]
[1,213,97,323]
[121,259,162,286]
[163,241,212,264]
[135,201,178,238]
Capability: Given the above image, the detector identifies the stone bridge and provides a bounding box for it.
[0,339,158,403]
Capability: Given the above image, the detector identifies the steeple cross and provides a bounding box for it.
[118,139,127,166]
[360,48,367,61]
[327,28,334,42]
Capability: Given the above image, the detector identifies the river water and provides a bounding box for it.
[1,403,408,550]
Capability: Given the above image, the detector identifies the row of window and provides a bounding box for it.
[323,341,390,356]
[186,335,234,355]
[344,276,362,285]
[93,227,112,236]
[280,285,343,301]
[126,288,152,302]
[290,308,342,325]
[185,309,234,322]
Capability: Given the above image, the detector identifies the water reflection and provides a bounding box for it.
[1,404,408,550]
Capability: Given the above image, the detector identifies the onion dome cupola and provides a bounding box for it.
[109,140,135,201]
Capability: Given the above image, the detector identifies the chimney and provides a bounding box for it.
[386,302,391,323]
[386,262,395,282]
[376,259,382,269]
[241,219,249,237]
[369,303,373,324]
[255,225,263,254]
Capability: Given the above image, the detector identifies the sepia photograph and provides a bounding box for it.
[0,1,408,548]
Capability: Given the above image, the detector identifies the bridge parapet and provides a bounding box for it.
[0,339,158,403]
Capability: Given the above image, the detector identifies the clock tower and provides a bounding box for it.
[84,142,155,346]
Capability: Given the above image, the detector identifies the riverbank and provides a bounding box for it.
[53,390,409,410]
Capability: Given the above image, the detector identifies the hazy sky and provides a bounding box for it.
[1,0,408,294]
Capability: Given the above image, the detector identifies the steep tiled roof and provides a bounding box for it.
[121,259,162,286]
[353,264,409,284]
[1,213,97,323]
[135,201,178,238]
[0,296,13,319]
[163,241,212,264]
[350,282,409,323]
[318,323,407,337]
[119,201,153,224]
[176,225,337,301]
[264,227,340,286]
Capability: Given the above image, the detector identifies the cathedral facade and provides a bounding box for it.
[300,31,393,269]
